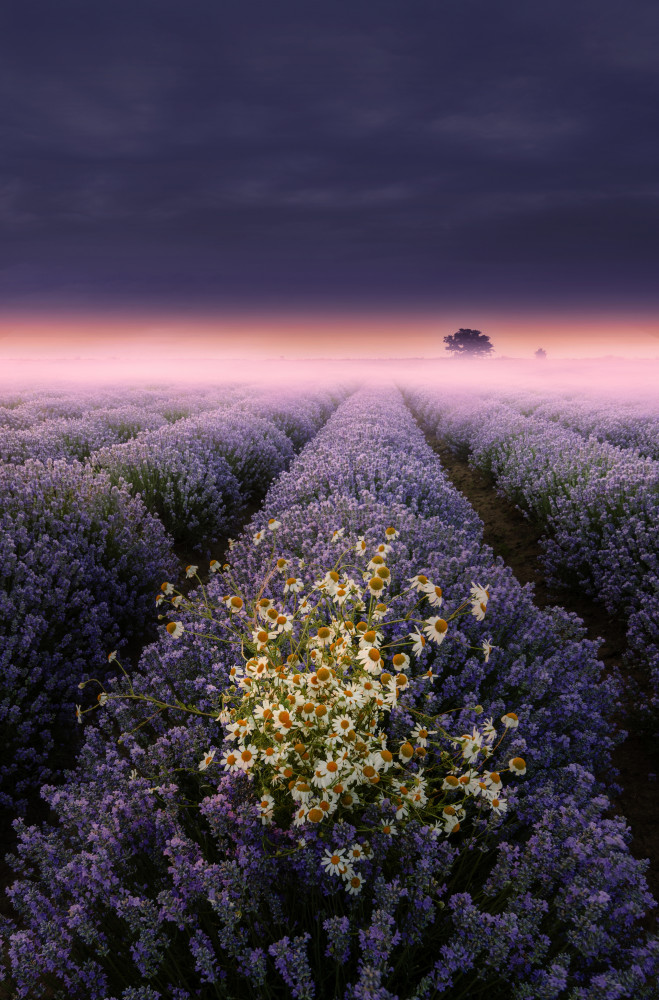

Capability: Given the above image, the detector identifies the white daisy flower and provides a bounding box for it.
[267,518,281,531]
[410,724,436,748]
[366,576,386,598]
[409,630,427,656]
[321,848,347,875]
[160,582,174,596]
[423,617,448,644]
[384,527,399,540]
[198,749,216,771]
[509,756,527,775]
[96,692,108,707]
[501,712,519,729]
[355,536,367,556]
[331,528,345,543]
[236,743,258,771]
[257,793,275,824]
[345,872,364,894]
[284,576,304,594]
[482,638,494,663]
[409,574,430,592]
[185,564,198,579]
[424,584,444,608]
[107,650,117,662]
[75,704,83,724]
[471,599,488,622]
[209,559,220,573]
[390,652,410,672]
[166,621,184,639]
[379,820,397,836]
[253,529,265,546]
[220,748,241,772]
[488,796,508,817]
[470,582,490,604]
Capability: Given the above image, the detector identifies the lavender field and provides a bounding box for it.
[0,380,658,1000]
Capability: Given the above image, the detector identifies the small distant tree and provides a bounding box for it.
[535,347,547,359]
[443,328,494,358]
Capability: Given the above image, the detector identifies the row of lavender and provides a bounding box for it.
[1,388,656,998]
[0,386,348,814]
[407,388,659,721]
[487,389,659,462]
[0,383,249,463]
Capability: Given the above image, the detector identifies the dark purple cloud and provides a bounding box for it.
[0,0,658,312]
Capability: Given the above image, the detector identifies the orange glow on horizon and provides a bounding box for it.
[0,310,658,359]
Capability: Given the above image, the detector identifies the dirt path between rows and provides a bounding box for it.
[427,435,659,918]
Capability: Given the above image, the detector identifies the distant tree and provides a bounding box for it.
[535,347,547,359]
[443,328,494,357]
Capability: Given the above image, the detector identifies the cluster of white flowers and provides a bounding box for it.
[200,526,524,888]
[83,524,526,895]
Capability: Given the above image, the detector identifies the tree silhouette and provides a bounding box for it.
[443,328,494,357]
[535,347,547,359]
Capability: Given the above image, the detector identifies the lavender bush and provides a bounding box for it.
[2,388,656,999]
[0,458,177,814]
[407,387,659,719]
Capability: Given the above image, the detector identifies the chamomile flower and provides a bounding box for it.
[482,638,494,662]
[357,646,384,674]
[488,797,508,817]
[471,599,488,622]
[284,576,304,594]
[160,582,174,595]
[331,528,345,543]
[501,712,519,729]
[275,557,289,573]
[267,518,281,532]
[166,621,184,638]
[257,793,275,824]
[252,629,276,651]
[409,629,427,656]
[220,748,241,772]
[224,595,244,613]
[75,704,83,724]
[409,574,430,592]
[424,584,444,608]
[367,576,386,598]
[198,749,216,771]
[410,724,436,748]
[371,602,388,621]
[321,848,347,875]
[509,756,527,775]
[253,529,265,546]
[273,612,294,633]
[470,582,490,604]
[390,652,410,671]
[384,526,399,539]
[355,536,367,556]
[423,617,448,644]
[96,692,108,707]
[379,820,397,836]
[236,743,258,771]
[346,843,366,863]
[107,650,117,662]
[345,873,363,894]
[209,559,220,573]
[185,564,198,579]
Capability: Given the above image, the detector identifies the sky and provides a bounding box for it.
[1,0,659,365]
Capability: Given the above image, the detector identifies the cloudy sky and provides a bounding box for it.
[1,0,658,359]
